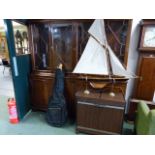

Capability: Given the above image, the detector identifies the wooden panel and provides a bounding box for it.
[134,54,155,100]
[30,75,54,110]
[64,78,86,118]
[76,91,125,134]
[77,103,124,134]
[64,78,76,118]
[77,103,99,131]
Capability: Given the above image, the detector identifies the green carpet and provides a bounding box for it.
[0,95,77,135]
[0,95,9,122]
[122,122,134,135]
[0,95,134,135]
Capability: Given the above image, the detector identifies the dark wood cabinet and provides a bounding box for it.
[134,54,155,100]
[76,91,125,134]
[27,19,132,119]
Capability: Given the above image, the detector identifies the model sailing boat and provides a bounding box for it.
[73,19,135,95]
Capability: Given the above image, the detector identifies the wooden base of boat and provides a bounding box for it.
[89,82,107,89]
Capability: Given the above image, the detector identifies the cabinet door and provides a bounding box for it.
[50,22,94,73]
[135,54,155,100]
[77,102,124,134]
[30,77,54,110]
[105,19,132,65]
[77,102,100,131]
[50,24,77,72]
[31,24,51,70]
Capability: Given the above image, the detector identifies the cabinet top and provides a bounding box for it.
[76,91,125,107]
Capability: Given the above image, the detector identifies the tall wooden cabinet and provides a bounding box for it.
[27,19,132,119]
[133,20,155,100]
[134,54,155,100]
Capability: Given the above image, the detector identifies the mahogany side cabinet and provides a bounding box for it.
[76,91,126,135]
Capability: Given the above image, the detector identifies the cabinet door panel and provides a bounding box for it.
[64,78,86,118]
[30,77,53,110]
[77,103,99,129]
[98,105,123,133]
[31,24,51,70]
[136,55,155,100]
[50,24,77,72]
[77,103,124,134]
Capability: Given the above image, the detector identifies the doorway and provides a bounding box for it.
[0,19,15,97]
[0,19,31,122]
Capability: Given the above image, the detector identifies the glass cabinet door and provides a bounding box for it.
[31,23,50,70]
[77,22,93,58]
[105,20,129,64]
[50,24,77,72]
[30,20,130,72]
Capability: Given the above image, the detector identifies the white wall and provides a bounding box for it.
[125,19,141,113]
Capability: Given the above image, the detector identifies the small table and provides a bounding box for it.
[76,91,126,135]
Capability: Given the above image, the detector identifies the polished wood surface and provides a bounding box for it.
[30,74,54,110]
[134,54,155,100]
[76,91,125,134]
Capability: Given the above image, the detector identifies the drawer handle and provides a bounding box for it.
[95,104,102,108]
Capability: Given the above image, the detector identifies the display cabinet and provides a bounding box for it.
[28,19,132,118]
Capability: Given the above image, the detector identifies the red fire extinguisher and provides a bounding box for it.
[7,98,19,124]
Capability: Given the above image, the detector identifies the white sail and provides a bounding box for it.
[88,19,107,46]
[73,19,134,80]
[73,36,109,75]
[108,46,133,78]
